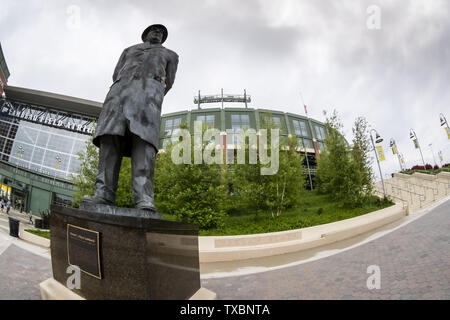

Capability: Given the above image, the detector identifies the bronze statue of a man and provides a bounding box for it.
[84,24,178,211]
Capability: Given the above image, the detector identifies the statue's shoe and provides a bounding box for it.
[136,201,156,211]
[82,195,113,206]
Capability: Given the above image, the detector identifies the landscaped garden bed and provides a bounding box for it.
[24,229,51,240]
[163,191,394,236]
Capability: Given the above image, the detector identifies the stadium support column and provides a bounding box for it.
[307,118,320,160]
[312,140,320,160]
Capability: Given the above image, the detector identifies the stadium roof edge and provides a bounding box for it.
[0,43,10,80]
[4,85,103,117]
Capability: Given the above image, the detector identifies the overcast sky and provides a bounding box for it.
[1,0,449,179]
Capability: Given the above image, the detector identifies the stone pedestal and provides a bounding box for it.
[48,204,202,300]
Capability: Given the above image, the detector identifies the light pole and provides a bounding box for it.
[389,138,403,172]
[428,143,438,168]
[438,151,444,167]
[54,155,62,185]
[300,137,314,191]
[399,153,406,169]
[15,145,24,174]
[440,113,449,136]
[11,145,25,203]
[410,129,427,171]
[370,129,386,198]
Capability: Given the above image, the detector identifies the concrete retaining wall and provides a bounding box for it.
[199,202,406,263]
[19,224,50,248]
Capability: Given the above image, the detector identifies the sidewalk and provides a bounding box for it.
[0,207,37,226]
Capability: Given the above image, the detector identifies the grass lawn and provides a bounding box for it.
[25,229,51,240]
[162,191,394,236]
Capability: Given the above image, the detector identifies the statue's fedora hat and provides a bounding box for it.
[142,24,168,43]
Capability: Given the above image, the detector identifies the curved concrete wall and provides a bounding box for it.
[199,202,406,263]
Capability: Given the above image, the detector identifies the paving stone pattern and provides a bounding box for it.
[0,200,448,300]
[202,200,450,300]
[0,244,52,300]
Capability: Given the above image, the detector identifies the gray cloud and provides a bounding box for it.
[1,0,449,176]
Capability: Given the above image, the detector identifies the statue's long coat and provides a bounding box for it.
[93,42,178,156]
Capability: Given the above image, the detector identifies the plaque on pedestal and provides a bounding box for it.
[48,205,201,300]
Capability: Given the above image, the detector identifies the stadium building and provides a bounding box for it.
[0,45,328,217]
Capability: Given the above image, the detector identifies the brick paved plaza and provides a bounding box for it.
[0,198,449,300]
[202,199,450,299]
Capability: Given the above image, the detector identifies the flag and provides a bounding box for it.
[446,127,450,140]
[413,139,419,149]
[392,145,398,155]
[376,146,386,161]
[304,105,308,115]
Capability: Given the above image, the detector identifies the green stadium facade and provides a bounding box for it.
[0,84,327,216]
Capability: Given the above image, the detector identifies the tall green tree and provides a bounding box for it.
[351,116,374,205]
[316,110,359,206]
[229,119,306,217]
[154,124,227,229]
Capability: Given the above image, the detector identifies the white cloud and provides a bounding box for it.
[0,0,449,176]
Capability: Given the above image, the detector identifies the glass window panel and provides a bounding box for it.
[31,147,45,165]
[69,156,81,173]
[300,122,308,137]
[11,143,33,162]
[72,139,87,156]
[43,150,59,169]
[293,120,309,137]
[320,127,327,140]
[0,121,10,137]
[164,118,182,137]
[53,193,73,207]
[36,132,49,148]
[0,137,6,153]
[314,125,327,140]
[300,138,314,149]
[15,126,38,145]
[7,125,18,139]
[47,134,73,154]
[3,139,13,155]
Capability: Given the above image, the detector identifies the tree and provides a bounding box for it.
[316,110,359,206]
[351,116,374,205]
[229,118,306,217]
[71,138,98,208]
[154,124,227,229]
[72,138,134,208]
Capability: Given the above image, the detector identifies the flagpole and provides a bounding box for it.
[299,90,314,191]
